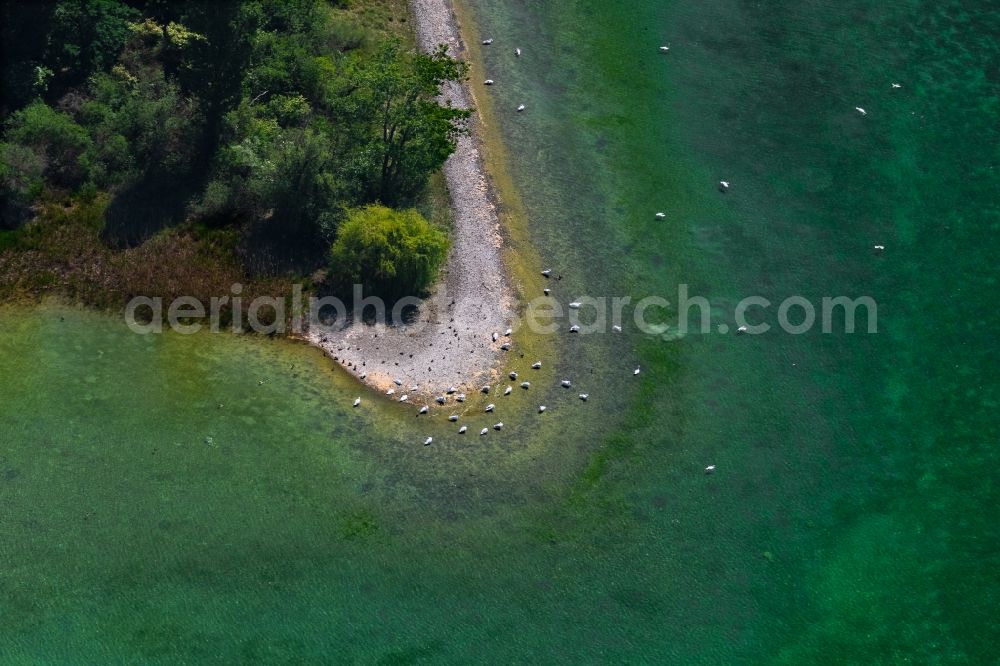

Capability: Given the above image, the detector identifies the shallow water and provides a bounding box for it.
[2,0,998,662]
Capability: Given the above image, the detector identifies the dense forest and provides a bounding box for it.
[0,0,466,316]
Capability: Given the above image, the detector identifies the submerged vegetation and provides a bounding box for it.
[0,0,468,313]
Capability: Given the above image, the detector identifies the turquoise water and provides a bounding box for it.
[2,0,998,662]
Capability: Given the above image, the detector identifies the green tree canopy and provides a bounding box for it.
[329,204,449,297]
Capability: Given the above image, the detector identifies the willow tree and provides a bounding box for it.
[329,204,449,298]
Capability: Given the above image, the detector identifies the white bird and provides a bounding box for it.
[705,465,716,474]
[579,393,589,401]
[538,405,546,413]
[655,212,666,219]
[561,380,572,388]
[399,394,409,402]
[874,244,885,251]
[484,79,495,85]
[737,325,748,334]
[855,107,867,115]
[509,371,518,380]
[424,436,433,446]
[485,403,495,412]
[633,366,640,376]
[446,386,457,394]
[481,385,491,394]
[532,361,542,369]
[456,393,466,402]
[449,415,459,422]
[500,343,511,351]
[459,426,468,434]
[418,405,429,415]
[569,325,580,333]
[482,38,494,45]
[659,45,670,52]
[504,386,512,395]
[492,332,499,342]
[435,396,446,404]
[543,288,551,295]
[386,388,395,396]
[569,302,582,309]
[494,422,504,430]
[891,83,902,89]
[359,372,367,380]
[504,328,512,336]
[517,104,525,112]
[515,47,522,57]
[393,379,402,386]
[521,381,531,389]
[353,397,361,407]
[612,325,622,332]
[541,269,552,277]
[719,181,730,192]
[480,428,488,436]
[411,385,419,391]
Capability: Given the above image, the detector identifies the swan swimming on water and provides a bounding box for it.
[569,325,580,333]
[891,83,902,89]
[855,107,867,115]
[517,104,525,112]
[569,302,581,309]
[659,45,670,52]
[515,47,522,57]
[541,269,552,277]
[633,366,640,376]
[484,79,495,85]
[482,38,494,45]
[705,465,716,474]
[579,394,589,401]
[655,212,666,219]
[719,181,730,192]
[613,325,622,332]
[538,405,546,413]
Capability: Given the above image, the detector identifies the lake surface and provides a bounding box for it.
[1,0,997,662]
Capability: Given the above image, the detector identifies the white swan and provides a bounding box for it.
[538,405,546,413]
[569,325,580,333]
[561,380,572,388]
[579,394,589,401]
[485,403,495,412]
[655,212,666,219]
[424,436,433,446]
[517,104,525,112]
[531,361,542,369]
[521,381,531,389]
[418,405,429,415]
[515,48,522,57]
[504,386,512,395]
[459,426,468,434]
[482,38,494,45]
[449,415,459,422]
[569,302,581,309]
[484,79,495,85]
[494,422,504,430]
[353,397,361,407]
[855,107,867,115]
[480,428,489,436]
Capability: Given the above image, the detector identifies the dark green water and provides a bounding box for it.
[1,0,998,662]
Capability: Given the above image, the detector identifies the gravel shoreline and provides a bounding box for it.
[306,0,514,399]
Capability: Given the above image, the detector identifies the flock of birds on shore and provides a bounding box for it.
[346,35,900,473]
